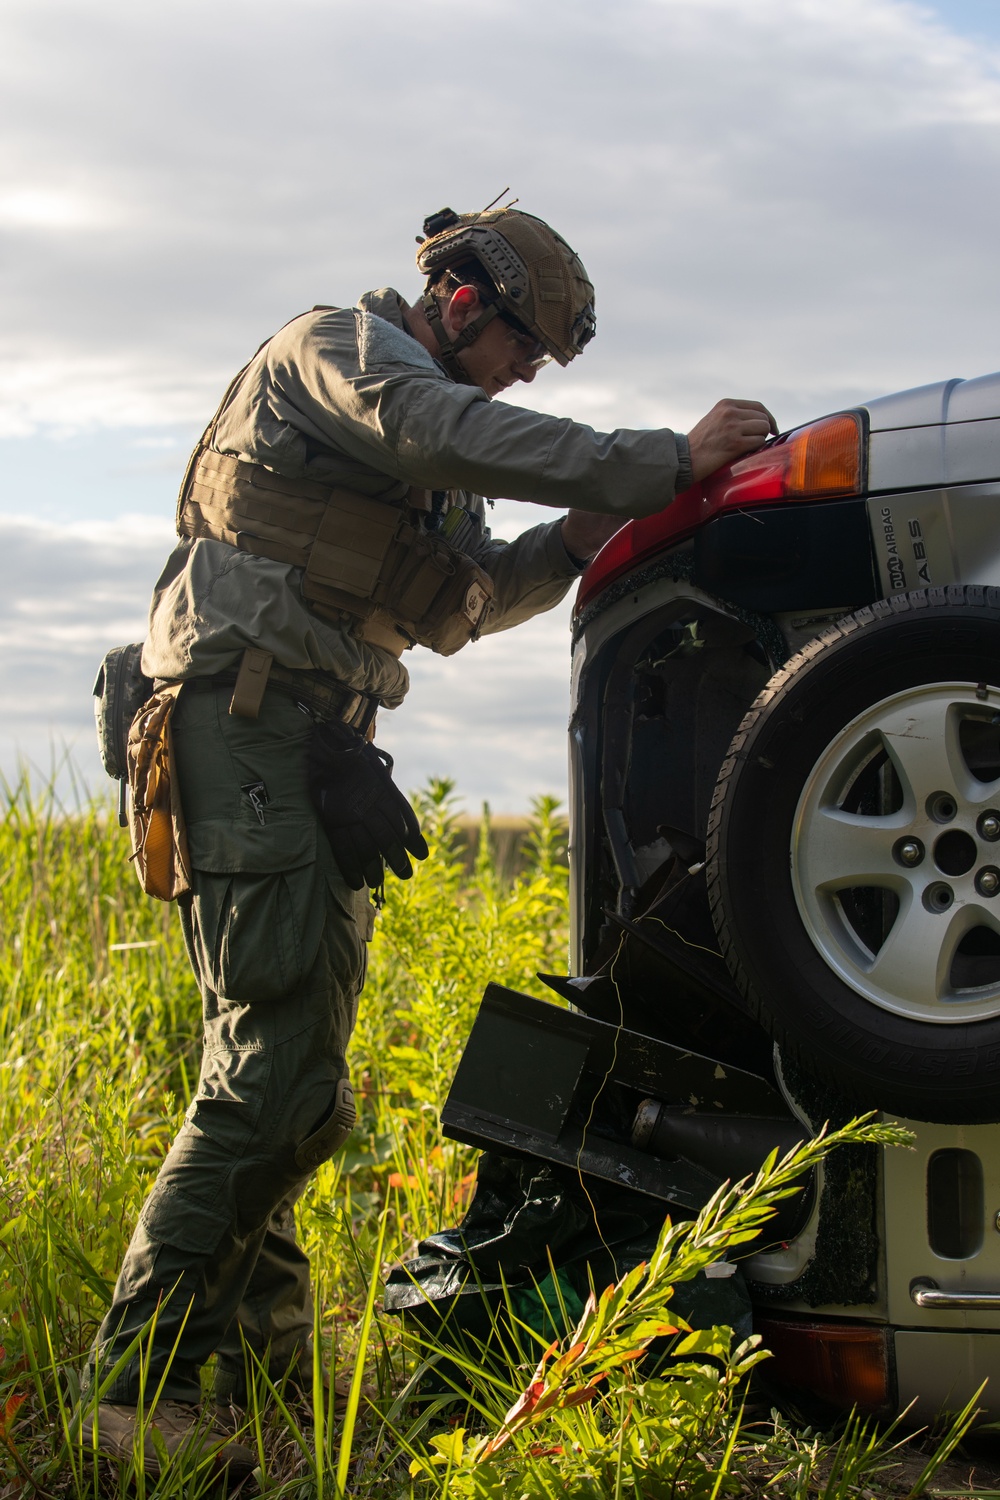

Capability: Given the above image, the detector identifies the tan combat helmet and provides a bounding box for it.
[416,206,596,382]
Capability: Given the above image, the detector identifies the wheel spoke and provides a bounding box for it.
[865,897,965,1008]
[877,697,976,808]
[964,899,1000,943]
[801,809,902,890]
[970,772,1000,813]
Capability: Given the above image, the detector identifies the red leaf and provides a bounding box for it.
[0,1392,26,1438]
[499,1380,547,1426]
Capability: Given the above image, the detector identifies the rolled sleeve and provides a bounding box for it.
[673,432,694,495]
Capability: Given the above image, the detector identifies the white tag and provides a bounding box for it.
[463,581,490,624]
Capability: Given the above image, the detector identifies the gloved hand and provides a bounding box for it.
[307,719,429,890]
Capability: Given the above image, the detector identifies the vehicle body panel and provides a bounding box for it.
[895,1332,1000,1423]
[864,372,1000,430]
[867,482,1000,595]
[882,1118,1000,1333]
[868,424,1000,493]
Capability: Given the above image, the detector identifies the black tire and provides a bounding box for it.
[706,585,1000,1124]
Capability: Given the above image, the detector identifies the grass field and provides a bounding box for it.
[0,773,989,1497]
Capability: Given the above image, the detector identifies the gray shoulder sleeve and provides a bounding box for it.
[356,312,439,374]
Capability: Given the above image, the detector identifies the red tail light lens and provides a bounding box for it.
[575,411,864,614]
[755,1315,893,1414]
[574,505,684,613]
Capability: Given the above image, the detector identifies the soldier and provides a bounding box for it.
[86,205,775,1476]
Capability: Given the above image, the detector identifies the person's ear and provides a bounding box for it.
[445,284,481,332]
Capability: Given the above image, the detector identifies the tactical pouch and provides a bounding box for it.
[304,488,403,599]
[126,684,192,901]
[93,643,154,782]
[304,516,494,657]
[391,540,493,656]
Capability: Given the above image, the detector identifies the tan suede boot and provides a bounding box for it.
[88,1400,256,1480]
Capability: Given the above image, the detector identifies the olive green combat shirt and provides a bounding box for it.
[143,288,692,707]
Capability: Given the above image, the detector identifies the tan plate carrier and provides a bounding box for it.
[177,447,494,659]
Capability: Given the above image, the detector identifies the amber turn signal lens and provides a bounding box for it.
[755,1315,892,1414]
[786,412,863,497]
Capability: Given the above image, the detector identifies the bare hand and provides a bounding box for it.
[561,510,625,563]
[687,399,778,483]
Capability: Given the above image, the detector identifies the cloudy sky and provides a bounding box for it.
[2,0,998,809]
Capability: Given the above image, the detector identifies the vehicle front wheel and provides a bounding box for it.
[707,586,1000,1124]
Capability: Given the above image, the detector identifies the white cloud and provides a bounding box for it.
[0,356,222,440]
[0,0,997,440]
[377,603,576,810]
[0,189,98,228]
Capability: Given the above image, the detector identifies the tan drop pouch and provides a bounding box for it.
[126,684,192,901]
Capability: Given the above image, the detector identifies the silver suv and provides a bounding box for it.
[561,372,1000,1420]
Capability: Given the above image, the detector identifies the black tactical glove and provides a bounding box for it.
[307,719,429,890]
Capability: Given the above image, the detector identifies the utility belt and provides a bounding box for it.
[176,446,494,658]
[175,649,378,734]
[94,642,377,904]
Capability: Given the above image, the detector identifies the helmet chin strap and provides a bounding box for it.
[421,292,501,385]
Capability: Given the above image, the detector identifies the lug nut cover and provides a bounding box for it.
[923,882,955,912]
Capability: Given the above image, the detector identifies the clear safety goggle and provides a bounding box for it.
[498,311,553,369]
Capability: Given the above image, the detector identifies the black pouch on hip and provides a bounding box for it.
[93,643,155,825]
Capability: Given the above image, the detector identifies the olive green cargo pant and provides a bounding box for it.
[89,685,375,1405]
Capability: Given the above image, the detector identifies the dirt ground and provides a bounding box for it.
[823,1433,1000,1496]
[896,1437,1000,1496]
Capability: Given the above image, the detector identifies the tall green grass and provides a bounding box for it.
[0,775,986,1496]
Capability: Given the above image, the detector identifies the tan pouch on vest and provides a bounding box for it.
[303,513,494,655]
[382,525,494,655]
[126,684,191,901]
